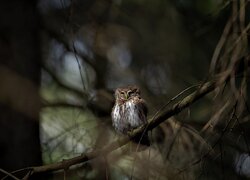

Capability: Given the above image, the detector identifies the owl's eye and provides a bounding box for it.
[120,91,126,98]
[127,91,133,96]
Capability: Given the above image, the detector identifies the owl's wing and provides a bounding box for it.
[135,98,148,117]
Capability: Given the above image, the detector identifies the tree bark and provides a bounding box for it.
[0,0,42,174]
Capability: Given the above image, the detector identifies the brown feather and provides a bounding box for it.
[111,85,150,148]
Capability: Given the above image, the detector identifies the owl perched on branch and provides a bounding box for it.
[111,85,150,147]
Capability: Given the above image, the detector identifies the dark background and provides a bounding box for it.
[0,0,249,179]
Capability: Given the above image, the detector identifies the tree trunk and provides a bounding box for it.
[0,0,42,174]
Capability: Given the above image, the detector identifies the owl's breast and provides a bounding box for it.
[111,100,146,134]
[125,101,144,128]
[111,103,128,133]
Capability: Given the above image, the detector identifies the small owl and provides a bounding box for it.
[111,85,150,146]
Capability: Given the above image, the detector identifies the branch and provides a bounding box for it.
[41,23,96,70]
[131,81,216,135]
[42,100,84,109]
[0,168,20,180]
[26,80,217,176]
[31,137,128,174]
[42,64,87,98]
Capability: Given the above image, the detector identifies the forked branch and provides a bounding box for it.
[27,81,217,177]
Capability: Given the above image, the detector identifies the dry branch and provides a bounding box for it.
[0,169,20,180]
[25,80,217,177]
[41,23,96,70]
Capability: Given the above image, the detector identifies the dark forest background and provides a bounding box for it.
[0,0,250,179]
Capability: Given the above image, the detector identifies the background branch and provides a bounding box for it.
[42,64,86,98]
[29,79,218,176]
[42,100,84,109]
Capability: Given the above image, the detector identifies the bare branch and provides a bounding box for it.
[41,23,96,70]
[28,80,218,175]
[145,81,216,132]
[42,64,87,98]
[0,169,20,180]
[209,17,232,73]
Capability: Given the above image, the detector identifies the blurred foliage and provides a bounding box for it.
[38,0,250,179]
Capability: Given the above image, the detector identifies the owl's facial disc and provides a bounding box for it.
[115,86,140,102]
[121,91,133,100]
[126,90,133,99]
[120,91,127,100]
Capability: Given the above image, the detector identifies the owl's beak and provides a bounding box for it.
[124,93,128,100]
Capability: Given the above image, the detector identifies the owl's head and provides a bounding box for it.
[114,85,141,101]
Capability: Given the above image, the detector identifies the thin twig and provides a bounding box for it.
[178,103,238,174]
[72,41,87,92]
[1,168,32,180]
[41,23,96,71]
[210,17,232,73]
[150,84,201,122]
[29,79,218,175]
[0,169,20,180]
[42,64,86,98]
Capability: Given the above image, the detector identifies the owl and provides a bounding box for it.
[111,85,150,146]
